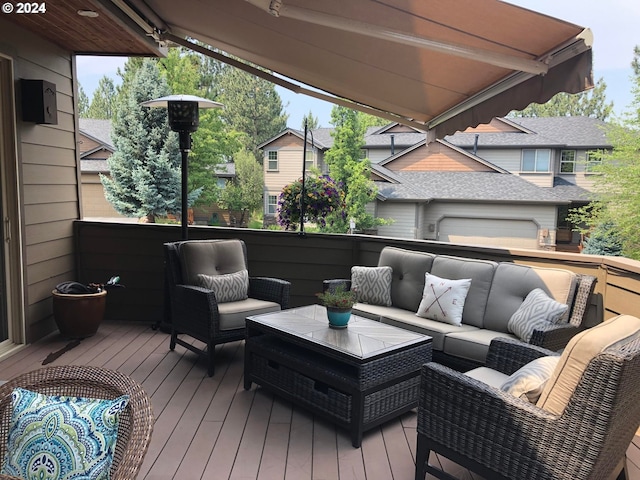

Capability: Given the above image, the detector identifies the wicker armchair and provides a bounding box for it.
[164,239,290,376]
[0,365,153,480]
[416,314,640,480]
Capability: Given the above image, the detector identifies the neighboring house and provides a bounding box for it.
[260,117,610,250]
[78,119,122,218]
[78,119,238,225]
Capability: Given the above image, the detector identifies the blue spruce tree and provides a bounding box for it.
[101,59,185,222]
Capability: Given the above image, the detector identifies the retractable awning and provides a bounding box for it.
[124,0,593,137]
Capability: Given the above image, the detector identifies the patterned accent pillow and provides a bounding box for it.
[1,388,129,480]
[416,273,472,326]
[350,266,393,306]
[500,356,560,403]
[197,269,249,303]
[508,288,569,342]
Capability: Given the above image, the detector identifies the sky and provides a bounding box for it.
[76,0,640,129]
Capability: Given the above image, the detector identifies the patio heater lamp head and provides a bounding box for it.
[168,101,199,150]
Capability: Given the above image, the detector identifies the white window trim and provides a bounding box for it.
[521,148,552,173]
[266,151,279,172]
[559,149,576,174]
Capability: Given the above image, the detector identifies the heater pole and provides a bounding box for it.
[179,131,191,240]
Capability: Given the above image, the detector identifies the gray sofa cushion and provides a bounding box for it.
[484,263,577,333]
[380,309,479,351]
[430,255,497,328]
[443,329,516,364]
[378,247,435,312]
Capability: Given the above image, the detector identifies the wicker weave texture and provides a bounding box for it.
[0,365,154,480]
[416,337,640,480]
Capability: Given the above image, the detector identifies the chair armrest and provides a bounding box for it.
[171,284,220,335]
[485,338,557,375]
[529,322,580,351]
[418,362,560,471]
[568,274,597,327]
[249,277,291,309]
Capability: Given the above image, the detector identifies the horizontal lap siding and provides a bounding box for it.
[376,203,418,239]
[0,17,79,342]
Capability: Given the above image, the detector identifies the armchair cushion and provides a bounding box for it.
[500,355,560,403]
[507,288,568,342]
[196,269,249,303]
[537,314,640,415]
[351,266,392,306]
[416,273,471,326]
[1,388,128,480]
[178,239,246,285]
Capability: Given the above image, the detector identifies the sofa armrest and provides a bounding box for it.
[322,279,352,293]
[249,277,291,309]
[485,338,557,375]
[529,322,580,351]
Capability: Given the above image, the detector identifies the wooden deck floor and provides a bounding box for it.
[0,320,636,480]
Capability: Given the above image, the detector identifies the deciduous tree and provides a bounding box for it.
[218,149,264,226]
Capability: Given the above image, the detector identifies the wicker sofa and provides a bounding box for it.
[329,246,597,371]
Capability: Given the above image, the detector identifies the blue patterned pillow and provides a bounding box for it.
[508,288,568,342]
[197,269,249,303]
[1,388,129,480]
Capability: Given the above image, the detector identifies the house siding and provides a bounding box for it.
[388,143,494,172]
[1,17,79,342]
[376,202,419,239]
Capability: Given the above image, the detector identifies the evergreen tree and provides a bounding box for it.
[582,222,623,256]
[86,76,117,119]
[218,64,288,160]
[101,59,187,222]
[77,83,89,117]
[218,149,264,226]
[511,78,613,121]
[301,111,319,130]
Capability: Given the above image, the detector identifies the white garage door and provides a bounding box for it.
[438,217,539,249]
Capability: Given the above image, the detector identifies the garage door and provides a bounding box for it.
[438,217,538,249]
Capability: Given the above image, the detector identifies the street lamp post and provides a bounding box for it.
[141,94,223,240]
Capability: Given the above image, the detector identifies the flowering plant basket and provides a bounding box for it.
[277,175,346,230]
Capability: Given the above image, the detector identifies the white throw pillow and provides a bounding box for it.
[500,356,560,403]
[508,288,568,342]
[416,273,471,326]
[197,269,249,303]
[350,266,393,306]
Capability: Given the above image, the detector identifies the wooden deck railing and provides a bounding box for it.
[73,220,640,326]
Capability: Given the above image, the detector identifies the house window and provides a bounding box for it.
[586,150,602,173]
[305,150,314,171]
[560,150,576,173]
[267,195,278,214]
[522,149,551,172]
[267,151,278,171]
[217,178,226,189]
[359,149,368,160]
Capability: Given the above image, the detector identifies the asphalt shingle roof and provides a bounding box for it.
[446,116,610,149]
[376,171,567,204]
[548,176,594,203]
[79,119,114,149]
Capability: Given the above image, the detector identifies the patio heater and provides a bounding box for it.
[141,94,223,240]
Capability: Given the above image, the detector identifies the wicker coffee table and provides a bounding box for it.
[244,304,432,447]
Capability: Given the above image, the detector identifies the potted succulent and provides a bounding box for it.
[51,276,123,339]
[316,284,357,328]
